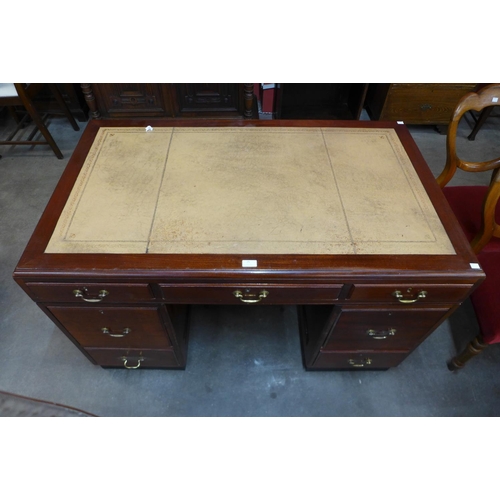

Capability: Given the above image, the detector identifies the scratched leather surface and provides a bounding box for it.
[45,127,455,255]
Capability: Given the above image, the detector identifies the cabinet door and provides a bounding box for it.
[92,83,174,118]
[172,83,243,116]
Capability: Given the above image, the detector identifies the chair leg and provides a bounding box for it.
[15,84,64,159]
[447,334,488,371]
[47,83,80,131]
[468,107,494,141]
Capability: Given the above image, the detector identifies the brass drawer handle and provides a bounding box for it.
[348,358,372,368]
[233,290,269,303]
[392,290,427,304]
[367,328,396,340]
[102,327,131,338]
[121,356,144,369]
[73,288,109,302]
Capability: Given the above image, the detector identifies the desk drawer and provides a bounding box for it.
[322,306,450,351]
[27,282,155,304]
[159,284,343,304]
[85,348,182,369]
[311,350,408,370]
[47,306,172,349]
[349,284,471,304]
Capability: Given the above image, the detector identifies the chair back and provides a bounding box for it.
[436,84,500,253]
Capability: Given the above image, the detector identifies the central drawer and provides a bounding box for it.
[46,305,172,349]
[159,284,343,304]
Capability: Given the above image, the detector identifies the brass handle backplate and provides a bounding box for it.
[348,358,372,368]
[121,356,144,369]
[392,290,427,304]
[367,328,396,340]
[233,290,269,303]
[73,288,109,302]
[102,327,131,338]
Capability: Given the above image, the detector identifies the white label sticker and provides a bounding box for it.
[397,121,404,124]
[470,263,481,269]
[492,97,499,103]
[242,259,257,268]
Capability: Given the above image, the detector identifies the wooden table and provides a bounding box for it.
[13,119,484,370]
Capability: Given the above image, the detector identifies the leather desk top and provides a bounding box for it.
[45,126,455,256]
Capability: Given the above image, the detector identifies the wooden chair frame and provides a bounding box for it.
[0,83,79,159]
[437,83,500,254]
[436,84,500,370]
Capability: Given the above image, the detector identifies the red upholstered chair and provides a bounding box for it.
[436,83,500,370]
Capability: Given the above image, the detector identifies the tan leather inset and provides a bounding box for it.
[45,127,454,255]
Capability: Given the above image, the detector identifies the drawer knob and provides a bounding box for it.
[73,288,109,302]
[233,290,269,303]
[102,327,131,338]
[348,358,372,368]
[420,103,432,111]
[367,328,396,340]
[392,290,427,303]
[121,356,144,369]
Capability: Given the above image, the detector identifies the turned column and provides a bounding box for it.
[243,83,254,118]
[80,84,101,119]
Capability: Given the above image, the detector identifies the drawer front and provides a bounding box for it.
[322,306,450,351]
[47,306,172,349]
[86,348,182,369]
[27,282,155,304]
[382,83,475,123]
[311,350,408,370]
[349,284,471,304]
[160,284,343,305]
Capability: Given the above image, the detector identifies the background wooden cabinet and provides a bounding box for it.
[365,83,477,125]
[83,83,255,119]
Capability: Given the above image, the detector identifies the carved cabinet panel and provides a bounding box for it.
[172,83,243,116]
[86,83,250,119]
[91,84,174,118]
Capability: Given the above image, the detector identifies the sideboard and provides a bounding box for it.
[365,84,477,125]
[13,119,484,370]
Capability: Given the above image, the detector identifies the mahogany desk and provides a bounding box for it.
[13,120,484,370]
